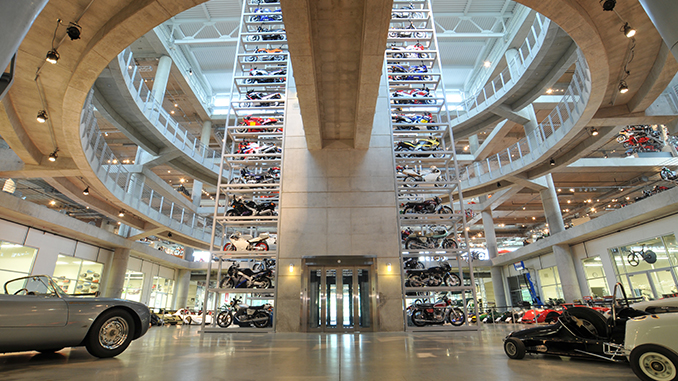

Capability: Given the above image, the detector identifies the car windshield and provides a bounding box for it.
[3,275,64,297]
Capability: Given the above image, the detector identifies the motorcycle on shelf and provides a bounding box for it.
[391,88,434,104]
[403,226,457,250]
[391,111,435,130]
[226,196,277,217]
[249,8,282,22]
[391,4,425,19]
[244,90,283,108]
[408,294,465,327]
[660,166,678,182]
[216,296,272,328]
[388,64,431,81]
[388,42,428,59]
[219,262,274,289]
[222,231,270,252]
[394,137,442,157]
[245,68,287,84]
[252,258,276,272]
[388,21,427,39]
[230,167,279,185]
[237,115,281,133]
[403,257,424,269]
[235,140,282,160]
[400,196,452,214]
[397,165,447,187]
[405,261,461,287]
[245,47,287,62]
[246,26,286,41]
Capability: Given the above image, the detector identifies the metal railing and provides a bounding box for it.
[80,89,223,246]
[116,47,221,173]
[453,13,549,121]
[459,49,591,186]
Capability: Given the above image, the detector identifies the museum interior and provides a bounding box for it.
[2,0,678,379]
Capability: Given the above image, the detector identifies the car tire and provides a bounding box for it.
[504,337,526,359]
[564,307,608,338]
[85,309,135,358]
[630,344,678,381]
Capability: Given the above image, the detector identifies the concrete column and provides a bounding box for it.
[504,48,520,77]
[638,1,678,63]
[191,120,212,206]
[152,55,172,106]
[173,269,191,309]
[468,134,480,155]
[521,104,539,137]
[103,248,130,298]
[480,206,508,307]
[538,173,565,234]
[184,247,194,262]
[554,244,583,302]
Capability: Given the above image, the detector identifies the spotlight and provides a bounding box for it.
[591,127,599,136]
[188,69,193,75]
[168,232,172,238]
[622,23,636,38]
[37,110,48,123]
[82,187,89,195]
[618,80,629,94]
[497,182,501,188]
[118,210,125,217]
[600,0,616,11]
[48,149,58,162]
[550,158,555,166]
[45,49,60,64]
[66,23,81,40]
[604,152,609,158]
[483,61,491,68]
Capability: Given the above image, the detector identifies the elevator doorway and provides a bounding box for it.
[302,257,376,332]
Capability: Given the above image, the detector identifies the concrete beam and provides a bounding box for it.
[628,42,678,113]
[490,104,530,125]
[587,105,677,127]
[506,173,548,191]
[473,119,512,160]
[0,95,43,165]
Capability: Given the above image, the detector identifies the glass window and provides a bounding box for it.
[0,241,38,288]
[582,257,609,297]
[538,267,563,301]
[53,255,104,295]
[149,276,174,309]
[121,271,144,302]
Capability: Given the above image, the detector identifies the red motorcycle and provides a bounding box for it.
[388,43,427,59]
[236,116,282,133]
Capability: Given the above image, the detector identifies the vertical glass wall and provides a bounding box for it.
[582,257,609,297]
[537,266,563,301]
[0,240,38,287]
[53,255,104,295]
[149,276,175,309]
[121,271,144,302]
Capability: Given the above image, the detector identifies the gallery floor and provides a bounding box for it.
[0,324,639,380]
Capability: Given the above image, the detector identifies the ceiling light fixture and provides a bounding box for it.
[591,127,599,136]
[550,158,555,166]
[37,110,48,123]
[622,22,636,38]
[82,186,89,195]
[188,69,193,75]
[618,80,629,93]
[46,49,60,64]
[48,149,59,162]
[600,0,616,11]
[483,61,491,68]
[66,22,82,40]
[118,210,125,217]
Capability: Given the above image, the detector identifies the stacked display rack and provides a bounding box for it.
[387,0,478,331]
[201,0,288,333]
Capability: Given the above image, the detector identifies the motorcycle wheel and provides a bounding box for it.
[245,55,257,62]
[256,277,272,289]
[615,134,627,143]
[442,239,458,249]
[388,31,397,38]
[443,273,461,287]
[254,242,269,251]
[402,206,416,214]
[245,78,257,84]
[438,206,453,215]
[405,238,426,250]
[414,32,426,39]
[434,175,448,187]
[226,210,237,216]
[411,310,427,327]
[404,176,419,187]
[407,274,425,287]
[220,277,235,289]
[223,243,235,251]
[246,35,260,42]
[628,252,640,267]
[392,52,404,59]
[448,307,465,326]
[252,311,270,328]
[216,311,233,328]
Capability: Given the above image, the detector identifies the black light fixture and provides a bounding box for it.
[48,149,59,162]
[619,80,629,94]
[82,186,89,196]
[591,127,599,136]
[168,232,173,238]
[188,68,193,75]
[37,110,48,123]
[45,49,60,64]
[622,22,636,38]
[601,0,616,11]
[66,22,81,40]
[118,210,125,217]
[603,152,609,158]
[550,158,556,166]
[496,182,501,188]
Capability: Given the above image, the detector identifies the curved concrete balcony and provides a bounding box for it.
[80,90,223,248]
[92,47,223,186]
[459,49,591,194]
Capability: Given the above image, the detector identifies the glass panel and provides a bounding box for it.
[583,257,605,279]
[357,268,371,328]
[309,269,321,329]
[662,234,678,268]
[0,241,37,274]
[587,278,609,298]
[649,270,678,298]
[326,269,337,328]
[342,268,353,328]
[538,267,556,286]
[75,261,104,295]
[121,271,144,302]
[629,273,654,300]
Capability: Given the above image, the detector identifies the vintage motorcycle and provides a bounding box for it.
[400,196,452,214]
[403,227,457,250]
[405,261,461,287]
[252,258,276,272]
[388,42,427,58]
[409,294,465,327]
[219,262,274,289]
[394,137,442,157]
[403,256,424,269]
[230,167,279,184]
[245,47,287,62]
[245,68,287,84]
[660,166,678,182]
[388,21,427,39]
[391,3,425,19]
[216,296,272,328]
[226,196,277,217]
[397,165,447,187]
[249,8,283,22]
[246,26,286,41]
[391,88,434,104]
[222,231,270,252]
[244,90,283,107]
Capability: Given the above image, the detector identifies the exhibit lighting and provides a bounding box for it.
[46,49,60,64]
[619,80,629,94]
[622,23,636,38]
[550,158,555,166]
[82,187,89,195]
[591,127,599,136]
[289,263,294,273]
[387,263,392,272]
[37,110,48,123]
[48,149,58,162]
[118,210,125,217]
[601,0,616,11]
[66,23,81,40]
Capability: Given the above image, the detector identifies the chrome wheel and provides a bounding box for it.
[98,316,129,350]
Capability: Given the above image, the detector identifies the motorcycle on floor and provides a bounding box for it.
[216,296,272,328]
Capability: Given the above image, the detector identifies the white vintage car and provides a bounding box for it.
[174,308,212,325]
[625,313,678,381]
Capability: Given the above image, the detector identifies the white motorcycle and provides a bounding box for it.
[223,231,270,252]
[398,165,447,187]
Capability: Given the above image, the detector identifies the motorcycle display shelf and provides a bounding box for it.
[203,0,287,334]
[387,0,478,331]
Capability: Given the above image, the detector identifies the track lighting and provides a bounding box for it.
[622,23,636,38]
[82,187,89,195]
[591,127,599,136]
[45,49,60,64]
[66,23,81,40]
[619,80,629,94]
[36,110,48,123]
[600,0,616,11]
[118,210,125,217]
[188,69,193,75]
[550,158,555,166]
[48,149,58,162]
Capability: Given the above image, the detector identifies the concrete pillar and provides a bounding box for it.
[191,120,212,206]
[538,173,565,234]
[554,244,583,302]
[521,104,539,138]
[638,1,678,63]
[152,55,172,106]
[103,248,130,298]
[468,134,480,154]
[504,48,520,78]
[173,269,191,309]
[480,206,508,307]
[184,247,194,262]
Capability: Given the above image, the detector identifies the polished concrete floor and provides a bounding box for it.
[0,324,639,380]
